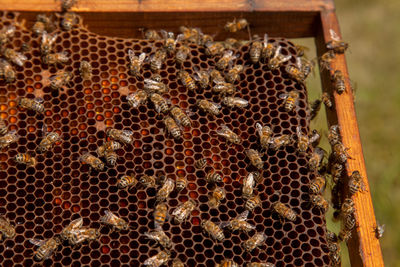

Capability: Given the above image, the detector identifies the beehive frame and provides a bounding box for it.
[0,0,384,266]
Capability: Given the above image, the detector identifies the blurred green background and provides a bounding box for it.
[293,0,399,266]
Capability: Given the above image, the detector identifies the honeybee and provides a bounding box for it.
[175,176,187,192]
[216,50,236,70]
[200,34,214,46]
[245,194,261,211]
[374,222,385,239]
[309,175,326,194]
[128,50,146,77]
[326,234,341,267]
[60,217,83,241]
[209,69,225,84]
[14,153,36,166]
[160,30,177,55]
[149,93,169,114]
[150,49,167,72]
[144,250,170,267]
[18,97,44,113]
[172,259,185,267]
[68,228,99,246]
[328,125,341,146]
[209,187,226,208]
[0,216,16,240]
[243,232,267,252]
[100,210,129,231]
[79,60,92,80]
[331,182,343,211]
[143,29,161,40]
[272,202,297,222]
[246,262,275,267]
[156,178,175,203]
[321,92,333,108]
[178,70,197,91]
[301,58,315,79]
[30,237,61,261]
[104,151,117,166]
[348,170,366,196]
[0,25,15,45]
[61,12,79,31]
[201,219,224,241]
[0,59,16,83]
[0,130,19,149]
[60,0,77,11]
[50,70,73,90]
[170,106,191,127]
[338,215,355,242]
[225,64,243,83]
[309,99,321,120]
[268,46,291,70]
[140,175,157,188]
[96,140,122,157]
[223,37,241,49]
[43,51,69,65]
[38,132,60,153]
[332,70,346,94]
[205,170,222,184]
[216,125,241,145]
[144,77,168,94]
[106,128,133,145]
[285,57,306,83]
[178,26,201,44]
[309,129,321,147]
[330,162,344,184]
[319,50,335,71]
[197,99,221,116]
[261,33,275,62]
[327,29,349,54]
[80,152,104,171]
[332,142,352,164]
[172,199,196,224]
[216,259,240,267]
[117,174,138,190]
[0,119,7,136]
[175,44,190,66]
[2,48,27,67]
[295,126,310,153]
[308,147,326,171]
[40,32,57,56]
[32,14,55,36]
[224,18,249,33]
[279,90,300,112]
[256,123,272,151]
[195,158,207,169]
[245,149,263,170]
[268,134,291,151]
[193,67,210,89]
[221,210,255,233]
[310,194,329,213]
[164,116,182,140]
[338,198,355,219]
[295,44,309,57]
[205,41,225,57]
[212,81,236,96]
[154,203,168,229]
[127,90,148,108]
[222,96,248,109]
[242,173,256,199]
[144,230,171,249]
[250,39,263,64]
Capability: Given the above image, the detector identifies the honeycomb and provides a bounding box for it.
[0,11,331,267]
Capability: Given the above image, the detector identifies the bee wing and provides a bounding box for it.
[273,46,282,58]
[176,33,185,43]
[68,217,84,230]
[281,55,292,63]
[29,238,45,247]
[103,210,119,221]
[34,97,44,103]
[263,33,269,46]
[329,29,340,41]
[295,57,302,68]
[236,210,249,221]
[216,124,230,135]
[144,254,158,265]
[128,49,135,62]
[255,122,263,134]
[160,29,168,39]
[138,52,146,63]
[122,130,133,136]
[219,221,231,229]
[278,93,288,100]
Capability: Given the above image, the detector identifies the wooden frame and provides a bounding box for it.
[0,1,384,266]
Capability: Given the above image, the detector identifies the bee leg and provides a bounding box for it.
[246,24,252,41]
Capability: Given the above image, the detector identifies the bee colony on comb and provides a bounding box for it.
[0,1,363,266]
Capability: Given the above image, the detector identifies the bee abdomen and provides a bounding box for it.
[105,151,117,166]
[206,171,222,183]
[194,158,207,169]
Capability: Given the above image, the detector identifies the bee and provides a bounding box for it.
[128,50,146,77]
[300,58,315,79]
[216,260,240,267]
[0,130,19,149]
[328,125,341,146]
[261,33,275,62]
[156,178,175,203]
[178,70,197,92]
[242,172,256,199]
[0,25,16,45]
[117,174,138,190]
[272,202,297,222]
[144,77,168,95]
[225,64,244,83]
[178,26,201,44]
[143,29,161,40]
[100,210,129,231]
[285,57,305,83]
[223,37,241,49]
[172,199,196,224]
[14,153,36,166]
[154,203,168,229]
[256,123,272,151]
[201,219,224,241]
[61,12,79,31]
[197,99,221,116]
[172,259,184,267]
[250,39,263,64]
[193,67,210,89]
[216,50,237,70]
[160,30,177,55]
[216,125,241,145]
[310,194,329,213]
[338,215,356,242]
[295,44,309,57]
[60,217,83,241]
[0,119,7,136]
[268,46,291,70]
[106,128,133,145]
[245,149,263,170]
[243,232,267,252]
[320,92,333,109]
[30,237,61,261]
[331,182,343,211]
[295,126,310,153]
[327,29,349,54]
[140,175,157,188]
[205,41,225,57]
[222,96,248,109]
[209,187,226,208]
[221,210,255,233]
[319,50,335,71]
[150,49,167,72]
[127,90,148,108]
[59,0,77,11]
[308,147,326,171]
[144,250,170,267]
[338,198,355,219]
[326,234,341,267]
[0,216,16,240]
[195,158,207,169]
[309,99,321,120]
[245,194,261,211]
[268,134,291,151]
[40,32,57,56]
[309,175,326,194]
[43,52,69,65]
[374,222,385,239]
[149,93,169,114]
[2,48,27,67]
[175,44,190,66]
[332,142,352,164]
[80,152,104,171]
[348,170,366,196]
[332,70,346,94]
[170,106,191,127]
[38,132,60,153]
[200,34,214,46]
[79,60,92,80]
[32,14,55,36]
[175,176,187,192]
[67,228,99,246]
[205,170,222,184]
[164,116,182,140]
[104,151,117,166]
[209,69,225,84]
[224,18,249,33]
[330,162,344,184]
[246,263,275,267]
[96,140,122,157]
[0,59,16,83]
[144,230,171,249]
[309,129,321,147]
[279,90,300,112]
[212,81,236,96]
[50,70,73,91]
